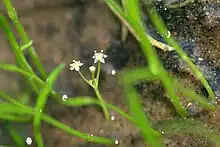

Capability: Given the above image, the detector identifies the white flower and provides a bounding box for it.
[92,50,107,63]
[89,66,96,72]
[70,60,83,71]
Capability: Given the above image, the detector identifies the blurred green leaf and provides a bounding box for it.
[142,1,215,99]
[154,118,220,146]
[4,121,25,147]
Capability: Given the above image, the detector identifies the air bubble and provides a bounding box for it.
[111,116,115,120]
[115,139,119,145]
[26,137,32,145]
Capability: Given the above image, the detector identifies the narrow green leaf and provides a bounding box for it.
[20,40,33,51]
[3,0,47,79]
[0,64,61,102]
[0,103,30,114]
[0,114,31,122]
[142,1,215,99]
[154,118,220,146]
[0,91,28,109]
[63,97,134,122]
[0,13,34,74]
[33,64,65,147]
[124,84,163,147]
[4,121,25,147]
[174,81,216,110]
[121,68,155,84]
[105,0,188,117]
[123,0,142,26]
[0,94,114,144]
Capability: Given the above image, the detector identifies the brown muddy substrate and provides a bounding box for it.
[1,0,220,147]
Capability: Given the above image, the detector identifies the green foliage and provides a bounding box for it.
[4,0,47,79]
[33,64,65,147]
[4,121,26,147]
[0,0,219,147]
[154,118,220,146]
[105,0,219,146]
[0,93,114,145]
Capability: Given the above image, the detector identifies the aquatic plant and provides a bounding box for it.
[0,0,220,147]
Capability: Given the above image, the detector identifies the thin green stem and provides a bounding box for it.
[96,62,101,86]
[94,88,109,120]
[3,0,47,80]
[78,71,92,87]
[91,70,95,80]
[0,13,34,74]
[0,92,27,109]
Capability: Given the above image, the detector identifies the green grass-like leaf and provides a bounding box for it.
[142,1,215,100]
[4,121,25,147]
[0,13,34,74]
[0,93,114,144]
[63,97,134,122]
[105,0,188,118]
[154,118,220,146]
[63,97,160,137]
[3,0,47,79]
[0,64,61,102]
[123,82,163,147]
[33,64,65,147]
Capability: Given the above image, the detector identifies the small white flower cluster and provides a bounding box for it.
[69,50,116,75]
[70,60,83,72]
[93,50,107,64]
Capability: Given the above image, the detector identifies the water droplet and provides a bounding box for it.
[111,70,116,75]
[114,140,119,145]
[111,116,115,120]
[26,137,32,145]
[62,94,68,101]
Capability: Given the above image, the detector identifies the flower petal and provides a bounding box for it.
[94,59,98,63]
[75,67,80,71]
[100,58,105,63]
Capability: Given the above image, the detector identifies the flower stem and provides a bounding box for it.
[78,71,92,86]
[96,62,101,86]
[94,87,109,120]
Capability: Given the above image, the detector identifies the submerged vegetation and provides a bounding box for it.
[0,0,220,146]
